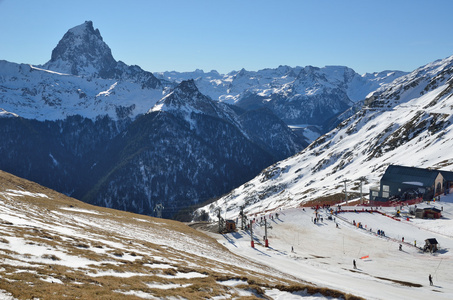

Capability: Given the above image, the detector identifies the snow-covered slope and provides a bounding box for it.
[195,54,453,221]
[0,170,357,300]
[213,197,453,300]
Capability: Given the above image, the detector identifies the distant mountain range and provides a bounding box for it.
[0,20,422,219]
[155,65,406,133]
[1,21,406,140]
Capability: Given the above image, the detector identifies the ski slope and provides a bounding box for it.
[212,192,453,300]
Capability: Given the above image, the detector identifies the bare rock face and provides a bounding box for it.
[43,21,161,89]
[45,21,116,77]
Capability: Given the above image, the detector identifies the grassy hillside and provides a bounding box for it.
[0,170,361,299]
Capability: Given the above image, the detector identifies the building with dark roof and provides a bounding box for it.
[369,165,453,205]
[424,238,439,253]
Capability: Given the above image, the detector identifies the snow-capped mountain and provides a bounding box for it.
[0,21,163,121]
[42,20,116,77]
[154,79,304,158]
[0,60,164,120]
[151,79,224,122]
[195,54,453,221]
[42,20,161,89]
[1,20,406,140]
[154,67,294,104]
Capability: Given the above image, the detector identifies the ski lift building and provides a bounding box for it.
[369,165,453,205]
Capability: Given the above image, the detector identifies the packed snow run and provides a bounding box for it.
[212,191,453,300]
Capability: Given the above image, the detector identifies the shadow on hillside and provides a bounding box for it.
[314,222,327,226]
[267,246,287,256]
[434,248,449,254]
[222,234,238,248]
[252,247,271,257]
[231,231,244,239]
[272,217,284,224]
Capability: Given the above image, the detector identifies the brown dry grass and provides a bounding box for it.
[300,192,361,207]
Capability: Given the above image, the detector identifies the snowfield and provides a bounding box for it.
[210,192,453,299]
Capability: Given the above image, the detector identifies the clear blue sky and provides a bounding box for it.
[1,0,453,74]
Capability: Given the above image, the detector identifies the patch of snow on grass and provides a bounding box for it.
[146,282,192,289]
[156,271,208,279]
[217,279,248,286]
[143,263,175,269]
[265,288,338,299]
[114,290,158,299]
[59,207,102,214]
[88,270,148,278]
[4,189,49,199]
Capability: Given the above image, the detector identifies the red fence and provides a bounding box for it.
[368,196,424,207]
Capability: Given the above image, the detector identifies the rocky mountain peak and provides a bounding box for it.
[177,79,199,94]
[43,21,116,77]
[67,21,101,40]
[237,68,248,77]
[295,66,327,85]
[167,79,207,104]
[151,80,218,118]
